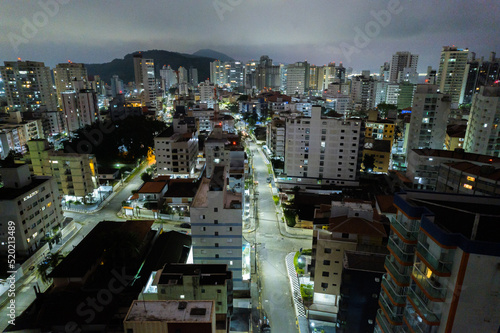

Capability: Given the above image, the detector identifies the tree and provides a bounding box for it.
[36,253,64,284]
[141,172,152,182]
[377,102,397,118]
[362,154,376,172]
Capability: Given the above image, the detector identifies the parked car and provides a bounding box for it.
[180,223,191,229]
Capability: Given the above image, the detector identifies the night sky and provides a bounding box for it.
[1,0,498,72]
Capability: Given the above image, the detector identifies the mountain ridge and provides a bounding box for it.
[85,49,217,84]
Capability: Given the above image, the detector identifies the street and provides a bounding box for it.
[248,141,311,333]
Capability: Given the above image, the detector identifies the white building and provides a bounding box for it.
[61,89,99,133]
[463,86,500,157]
[204,126,241,178]
[0,111,44,157]
[199,80,216,109]
[160,64,177,93]
[154,119,199,178]
[267,119,286,158]
[190,167,244,288]
[385,84,401,106]
[0,164,64,257]
[282,106,363,188]
[406,85,451,152]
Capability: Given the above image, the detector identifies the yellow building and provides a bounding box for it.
[365,119,395,148]
[362,139,392,173]
[445,124,467,150]
[27,139,98,200]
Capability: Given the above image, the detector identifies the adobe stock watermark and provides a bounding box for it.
[8,0,71,53]
[336,0,404,63]
[213,0,243,21]
[64,268,134,333]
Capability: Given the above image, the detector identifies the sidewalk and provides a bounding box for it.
[285,252,310,333]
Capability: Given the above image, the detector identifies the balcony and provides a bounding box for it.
[379,292,403,325]
[381,275,406,306]
[416,242,452,276]
[403,308,428,333]
[390,217,419,243]
[388,237,414,265]
[411,265,446,301]
[406,288,441,325]
[385,256,410,286]
[376,308,394,333]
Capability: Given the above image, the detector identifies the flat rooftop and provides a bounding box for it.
[403,191,500,243]
[412,148,500,165]
[0,176,50,200]
[343,251,386,273]
[125,300,213,322]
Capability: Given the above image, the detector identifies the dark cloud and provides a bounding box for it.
[0,0,498,73]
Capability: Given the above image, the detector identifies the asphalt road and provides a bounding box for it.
[248,141,311,333]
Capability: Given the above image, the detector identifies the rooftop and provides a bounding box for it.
[328,216,387,238]
[343,251,386,273]
[125,300,213,322]
[443,162,500,181]
[138,181,168,194]
[50,220,153,278]
[412,148,500,165]
[0,176,50,200]
[158,263,231,286]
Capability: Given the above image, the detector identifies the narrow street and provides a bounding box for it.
[248,141,311,333]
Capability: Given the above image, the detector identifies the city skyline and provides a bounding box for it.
[1,0,499,72]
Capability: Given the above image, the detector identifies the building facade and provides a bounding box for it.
[436,46,469,106]
[0,164,64,257]
[0,60,57,112]
[463,86,500,157]
[375,191,500,333]
[190,167,244,288]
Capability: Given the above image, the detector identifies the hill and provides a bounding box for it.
[85,49,216,84]
[192,49,234,62]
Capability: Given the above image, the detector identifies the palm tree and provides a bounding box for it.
[36,252,64,284]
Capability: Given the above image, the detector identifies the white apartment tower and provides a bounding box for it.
[199,80,216,108]
[133,54,157,110]
[0,60,57,112]
[283,106,363,187]
[463,86,500,157]
[53,62,88,106]
[436,46,469,106]
[406,85,451,152]
[190,167,244,288]
[389,51,419,83]
[160,65,178,93]
[154,118,198,178]
[0,164,64,257]
[61,89,99,133]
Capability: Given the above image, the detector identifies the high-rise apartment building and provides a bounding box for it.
[375,191,500,333]
[53,62,88,106]
[0,60,57,112]
[462,52,500,105]
[27,139,98,200]
[0,164,64,257]
[282,106,364,187]
[463,86,500,157]
[199,80,216,108]
[133,54,157,110]
[0,111,44,157]
[154,116,198,177]
[61,89,99,133]
[256,55,281,91]
[160,64,178,93]
[109,74,123,97]
[286,61,310,95]
[190,166,244,288]
[436,46,469,105]
[351,73,376,111]
[389,51,419,83]
[406,85,451,151]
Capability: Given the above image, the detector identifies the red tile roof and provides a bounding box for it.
[138,182,168,193]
